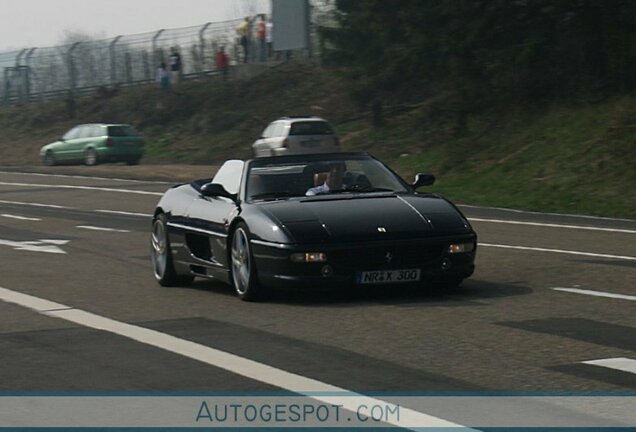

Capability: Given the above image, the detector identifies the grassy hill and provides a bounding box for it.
[0,60,634,218]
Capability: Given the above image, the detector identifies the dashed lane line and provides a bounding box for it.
[76,225,131,233]
[1,214,41,221]
[0,170,172,184]
[469,218,636,234]
[0,199,70,209]
[95,209,152,217]
[458,204,636,223]
[480,243,636,261]
[0,200,151,217]
[0,182,162,196]
[552,288,636,301]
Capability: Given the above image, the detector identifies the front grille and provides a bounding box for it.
[329,241,445,271]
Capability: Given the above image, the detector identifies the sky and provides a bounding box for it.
[0,0,270,52]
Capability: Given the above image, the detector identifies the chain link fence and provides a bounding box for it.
[0,18,246,106]
[0,1,337,107]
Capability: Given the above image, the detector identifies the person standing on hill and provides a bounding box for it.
[156,62,170,89]
[237,17,250,63]
[215,46,229,80]
[266,17,273,60]
[169,47,182,85]
[156,62,170,108]
[256,14,267,62]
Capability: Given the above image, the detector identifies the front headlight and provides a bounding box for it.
[447,242,475,254]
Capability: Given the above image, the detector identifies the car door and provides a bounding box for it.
[54,126,80,162]
[184,160,244,271]
[268,121,286,152]
[71,125,99,162]
[253,123,275,156]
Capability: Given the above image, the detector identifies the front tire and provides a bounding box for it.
[230,223,267,301]
[43,151,56,166]
[84,148,98,166]
[151,213,193,286]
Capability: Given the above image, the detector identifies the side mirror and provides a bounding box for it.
[59,137,66,142]
[412,173,436,189]
[200,183,237,202]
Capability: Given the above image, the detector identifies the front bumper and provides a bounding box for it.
[251,236,476,290]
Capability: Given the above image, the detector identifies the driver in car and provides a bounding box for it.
[306,162,346,196]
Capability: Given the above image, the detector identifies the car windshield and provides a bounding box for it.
[108,125,139,137]
[246,155,408,201]
[289,121,333,136]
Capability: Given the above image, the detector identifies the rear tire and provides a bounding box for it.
[151,213,193,287]
[126,158,141,166]
[230,222,268,301]
[84,148,98,166]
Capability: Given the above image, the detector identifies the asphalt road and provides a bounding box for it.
[0,168,635,426]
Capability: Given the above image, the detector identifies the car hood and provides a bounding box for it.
[259,194,472,243]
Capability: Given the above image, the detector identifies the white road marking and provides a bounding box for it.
[0,182,162,196]
[96,209,151,217]
[0,286,469,431]
[582,358,636,374]
[76,225,131,233]
[458,204,636,223]
[1,214,41,221]
[480,243,636,261]
[0,200,151,218]
[40,239,70,245]
[0,170,172,184]
[0,238,68,254]
[469,218,636,234]
[552,288,636,301]
[0,199,70,209]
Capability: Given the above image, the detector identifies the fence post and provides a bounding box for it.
[142,51,150,82]
[199,22,211,77]
[305,0,312,58]
[124,51,132,84]
[25,48,37,102]
[7,49,28,104]
[67,42,80,98]
[152,29,165,71]
[109,36,122,85]
[15,48,27,66]
[2,68,9,106]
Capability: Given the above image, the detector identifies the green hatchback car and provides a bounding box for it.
[40,124,144,166]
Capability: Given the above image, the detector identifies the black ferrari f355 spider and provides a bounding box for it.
[151,152,477,301]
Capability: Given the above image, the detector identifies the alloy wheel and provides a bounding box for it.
[231,227,251,295]
[151,219,168,280]
[85,149,97,166]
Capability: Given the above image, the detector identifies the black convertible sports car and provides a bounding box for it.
[151,152,477,300]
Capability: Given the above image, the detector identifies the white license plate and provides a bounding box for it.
[356,269,421,284]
